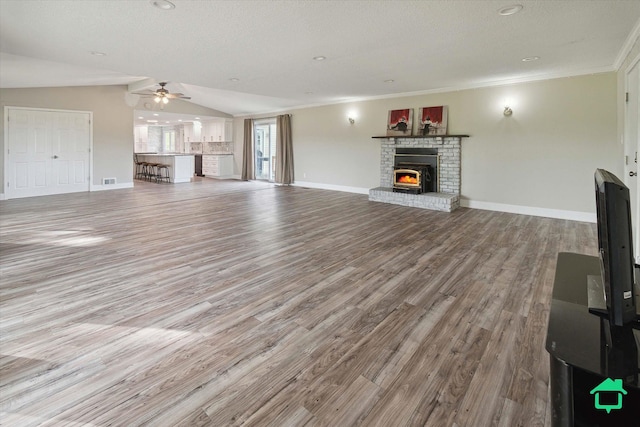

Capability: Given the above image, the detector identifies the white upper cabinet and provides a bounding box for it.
[201,120,233,142]
[183,122,202,142]
[201,121,216,142]
[183,123,193,142]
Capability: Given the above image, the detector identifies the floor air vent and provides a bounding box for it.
[103,178,117,185]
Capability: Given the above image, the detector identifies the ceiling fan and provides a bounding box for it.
[132,82,191,106]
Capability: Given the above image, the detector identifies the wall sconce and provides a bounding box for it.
[348,117,355,125]
[503,106,513,116]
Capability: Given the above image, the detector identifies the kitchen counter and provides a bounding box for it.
[136,154,195,183]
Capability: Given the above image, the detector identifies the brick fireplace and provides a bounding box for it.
[369,135,468,212]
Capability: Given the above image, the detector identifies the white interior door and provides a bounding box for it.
[6,108,91,199]
[624,58,640,261]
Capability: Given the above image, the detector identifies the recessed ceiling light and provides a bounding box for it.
[147,119,158,123]
[522,56,540,62]
[229,78,240,82]
[150,0,175,10]
[166,121,170,123]
[384,79,395,83]
[90,51,106,56]
[153,113,159,116]
[178,119,182,122]
[195,117,200,120]
[313,56,326,61]
[138,116,144,119]
[498,4,523,16]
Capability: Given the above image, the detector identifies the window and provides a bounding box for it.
[163,130,176,152]
[254,120,276,181]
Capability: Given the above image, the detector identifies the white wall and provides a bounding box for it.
[1,85,135,190]
[1,85,231,195]
[235,73,619,218]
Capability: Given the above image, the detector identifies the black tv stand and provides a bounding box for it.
[546,252,640,426]
[586,272,640,326]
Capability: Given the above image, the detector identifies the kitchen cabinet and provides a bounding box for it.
[202,154,233,178]
[201,121,214,143]
[183,123,202,143]
[201,120,233,142]
[183,123,193,142]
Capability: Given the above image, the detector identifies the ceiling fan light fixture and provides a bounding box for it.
[162,97,169,104]
[154,96,161,103]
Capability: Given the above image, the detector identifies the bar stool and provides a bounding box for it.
[134,154,149,180]
[146,162,161,182]
[156,164,171,183]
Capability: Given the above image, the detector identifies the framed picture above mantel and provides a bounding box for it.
[384,106,453,137]
[418,106,447,136]
[386,109,413,136]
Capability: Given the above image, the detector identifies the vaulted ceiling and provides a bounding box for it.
[1,0,639,116]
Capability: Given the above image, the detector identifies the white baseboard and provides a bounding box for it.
[292,181,370,195]
[90,182,134,192]
[292,182,595,222]
[461,199,596,223]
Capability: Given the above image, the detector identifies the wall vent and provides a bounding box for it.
[103,178,117,185]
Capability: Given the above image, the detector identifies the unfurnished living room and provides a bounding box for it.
[1,1,640,426]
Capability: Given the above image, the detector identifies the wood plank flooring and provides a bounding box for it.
[0,179,598,426]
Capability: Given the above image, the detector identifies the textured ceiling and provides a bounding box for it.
[1,0,639,116]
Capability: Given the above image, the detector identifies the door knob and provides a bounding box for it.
[53,155,59,159]
[630,171,637,177]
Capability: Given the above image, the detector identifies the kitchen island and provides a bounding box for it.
[136,153,195,183]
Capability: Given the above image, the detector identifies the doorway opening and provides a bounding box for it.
[254,119,276,181]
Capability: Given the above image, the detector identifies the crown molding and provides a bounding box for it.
[614,17,640,70]
[234,66,616,118]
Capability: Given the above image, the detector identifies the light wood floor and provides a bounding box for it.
[0,179,597,426]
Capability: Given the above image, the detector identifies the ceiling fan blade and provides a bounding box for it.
[166,93,185,99]
[131,91,155,96]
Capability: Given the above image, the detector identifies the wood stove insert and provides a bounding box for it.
[393,148,438,193]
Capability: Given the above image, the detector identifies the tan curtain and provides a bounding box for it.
[275,114,294,184]
[241,118,254,181]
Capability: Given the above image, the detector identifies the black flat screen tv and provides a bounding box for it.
[594,169,637,326]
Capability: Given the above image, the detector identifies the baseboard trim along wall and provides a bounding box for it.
[292,181,370,195]
[461,199,596,223]
[90,182,134,192]
[292,181,596,223]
